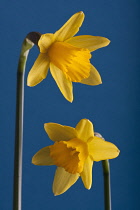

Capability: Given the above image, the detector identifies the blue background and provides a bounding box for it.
[1,0,139,209]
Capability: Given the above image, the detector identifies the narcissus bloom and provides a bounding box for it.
[32,119,119,195]
[27,12,110,102]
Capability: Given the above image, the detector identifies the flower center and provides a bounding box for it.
[49,138,88,174]
[48,42,91,82]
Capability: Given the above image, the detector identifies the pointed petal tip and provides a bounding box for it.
[117,149,120,155]
[44,123,47,128]
[99,76,102,84]
[31,158,34,164]
[53,191,62,196]
[27,80,33,87]
[81,118,91,122]
[27,81,37,87]
[78,11,84,15]
[31,156,36,165]
[97,80,102,85]
[27,78,31,86]
[108,39,111,44]
[68,98,73,103]
[84,183,92,190]
[63,94,73,103]
[96,74,102,85]
[32,159,38,165]
[105,38,111,46]
[27,76,45,87]
[113,146,120,158]
[27,82,30,87]
[53,193,58,196]
[78,11,85,19]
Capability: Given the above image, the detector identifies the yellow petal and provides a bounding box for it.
[80,64,102,85]
[27,53,50,86]
[54,11,85,42]
[66,35,110,52]
[80,157,93,189]
[53,167,79,195]
[75,119,94,142]
[44,123,77,142]
[88,137,120,161]
[50,63,73,102]
[38,33,55,53]
[32,146,54,165]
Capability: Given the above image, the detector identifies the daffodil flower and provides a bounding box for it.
[27,12,110,102]
[32,119,119,195]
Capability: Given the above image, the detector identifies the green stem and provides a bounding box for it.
[102,160,111,210]
[13,32,41,210]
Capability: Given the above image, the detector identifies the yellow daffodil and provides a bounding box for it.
[27,12,110,102]
[32,119,119,195]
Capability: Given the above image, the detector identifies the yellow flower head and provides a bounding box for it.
[27,12,110,102]
[32,119,120,195]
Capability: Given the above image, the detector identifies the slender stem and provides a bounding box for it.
[13,32,41,210]
[102,160,111,210]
